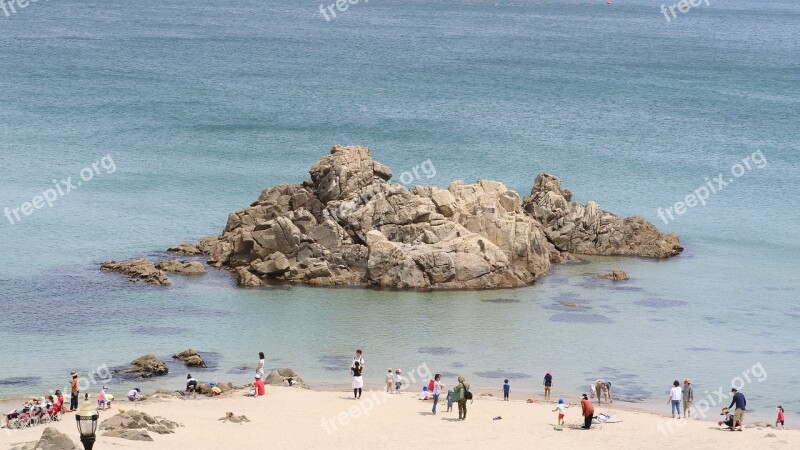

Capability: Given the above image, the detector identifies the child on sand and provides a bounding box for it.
[446,389,453,412]
[777,406,785,430]
[503,379,510,401]
[553,398,569,425]
[394,369,404,394]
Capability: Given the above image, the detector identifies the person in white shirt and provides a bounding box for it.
[256,352,265,378]
[668,380,683,418]
[351,350,364,372]
[431,374,445,415]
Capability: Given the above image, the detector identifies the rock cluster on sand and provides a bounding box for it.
[125,354,169,378]
[265,368,305,387]
[10,427,76,450]
[598,269,631,281]
[218,412,250,424]
[100,410,181,441]
[172,349,208,368]
[196,382,239,395]
[101,258,172,286]
[192,146,681,289]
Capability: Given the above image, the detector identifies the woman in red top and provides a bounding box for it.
[581,394,595,429]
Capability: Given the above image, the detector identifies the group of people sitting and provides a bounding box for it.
[1,391,65,429]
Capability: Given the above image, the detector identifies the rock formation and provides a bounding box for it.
[172,349,207,368]
[167,242,202,255]
[191,146,681,289]
[103,146,680,290]
[125,354,169,378]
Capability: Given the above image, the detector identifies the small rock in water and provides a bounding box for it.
[167,242,202,255]
[173,348,208,368]
[598,269,630,281]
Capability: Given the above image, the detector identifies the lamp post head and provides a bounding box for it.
[75,392,99,438]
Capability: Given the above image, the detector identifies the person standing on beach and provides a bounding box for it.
[256,352,265,379]
[668,380,682,419]
[385,368,394,393]
[727,388,746,431]
[503,379,510,401]
[431,374,444,415]
[454,375,470,421]
[351,361,363,399]
[69,372,80,412]
[776,405,785,430]
[580,394,594,429]
[543,371,553,401]
[682,379,693,418]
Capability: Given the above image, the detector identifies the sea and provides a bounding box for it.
[0,0,798,425]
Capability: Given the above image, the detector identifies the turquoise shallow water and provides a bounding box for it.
[1,0,798,424]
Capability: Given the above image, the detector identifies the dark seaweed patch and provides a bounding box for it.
[474,370,532,379]
[439,371,459,379]
[131,326,188,335]
[550,313,613,324]
[480,298,520,304]
[318,355,351,372]
[633,298,687,308]
[418,346,457,355]
[450,362,465,368]
[0,376,41,386]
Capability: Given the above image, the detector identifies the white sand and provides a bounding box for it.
[2,387,797,449]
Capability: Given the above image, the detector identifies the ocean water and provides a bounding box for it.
[1,0,798,424]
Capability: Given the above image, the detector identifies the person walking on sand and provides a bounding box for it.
[69,372,80,412]
[727,388,746,431]
[454,375,470,421]
[668,380,682,419]
[553,398,569,426]
[580,394,594,429]
[431,374,444,415]
[543,371,553,401]
[351,361,363,399]
[256,352,265,379]
[682,379,693,418]
[776,405,785,430]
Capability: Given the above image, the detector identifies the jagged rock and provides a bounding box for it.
[196,382,237,395]
[523,173,683,258]
[598,269,630,281]
[265,368,305,387]
[172,349,207,368]
[12,427,77,450]
[167,242,201,255]
[126,354,169,377]
[101,258,172,286]
[100,410,180,437]
[156,259,207,275]
[114,146,680,290]
[235,267,264,287]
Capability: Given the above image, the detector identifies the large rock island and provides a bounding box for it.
[190,146,681,289]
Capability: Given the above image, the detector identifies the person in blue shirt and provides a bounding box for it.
[728,388,747,431]
[503,379,510,401]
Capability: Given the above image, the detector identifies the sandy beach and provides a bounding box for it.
[3,386,796,450]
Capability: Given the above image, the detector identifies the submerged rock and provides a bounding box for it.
[112,146,681,290]
[172,349,208,368]
[101,258,171,285]
[598,269,631,281]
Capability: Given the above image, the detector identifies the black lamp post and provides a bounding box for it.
[75,393,98,450]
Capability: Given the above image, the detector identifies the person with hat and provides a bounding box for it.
[682,379,694,418]
[127,387,142,401]
[253,374,265,397]
[69,371,80,412]
[718,407,734,428]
